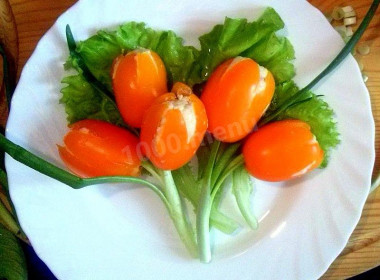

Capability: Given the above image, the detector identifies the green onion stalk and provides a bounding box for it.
[196,140,245,263]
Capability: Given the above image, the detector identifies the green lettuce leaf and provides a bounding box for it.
[189,7,295,85]
[75,22,199,89]
[264,81,340,167]
[60,74,124,125]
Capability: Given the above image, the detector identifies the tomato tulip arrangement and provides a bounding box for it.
[0,2,378,264]
[58,49,324,261]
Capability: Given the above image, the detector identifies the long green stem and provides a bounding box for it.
[211,155,244,201]
[143,162,199,256]
[141,160,164,187]
[196,140,220,263]
[162,170,197,257]
[259,0,380,126]
[210,207,240,234]
[173,164,240,234]
[1,134,83,188]
[0,133,171,216]
[211,143,241,187]
[1,133,153,185]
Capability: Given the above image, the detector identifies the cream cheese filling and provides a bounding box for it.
[166,96,197,143]
[249,66,268,99]
[154,95,197,148]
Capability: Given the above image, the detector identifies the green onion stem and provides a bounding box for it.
[210,205,240,234]
[0,133,170,215]
[211,154,244,201]
[259,0,380,126]
[141,160,164,187]
[210,143,241,187]
[162,170,197,257]
[196,140,220,263]
[1,134,82,188]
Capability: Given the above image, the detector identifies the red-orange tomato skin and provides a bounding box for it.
[112,49,168,128]
[58,119,141,178]
[201,56,275,143]
[140,83,208,170]
[242,120,324,182]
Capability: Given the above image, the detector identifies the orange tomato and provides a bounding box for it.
[242,119,324,182]
[58,119,141,178]
[112,49,168,128]
[140,82,208,170]
[201,56,275,143]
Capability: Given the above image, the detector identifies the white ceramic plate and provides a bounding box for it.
[5,0,375,279]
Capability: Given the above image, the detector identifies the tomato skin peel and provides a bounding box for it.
[201,56,275,143]
[58,119,141,178]
[112,49,168,128]
[242,119,324,182]
[140,82,208,170]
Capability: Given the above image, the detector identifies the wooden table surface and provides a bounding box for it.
[2,0,380,279]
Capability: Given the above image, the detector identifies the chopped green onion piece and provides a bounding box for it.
[362,72,369,82]
[334,25,347,36]
[357,43,371,55]
[357,59,364,71]
[344,17,357,26]
[332,7,344,20]
[346,26,354,37]
[370,172,380,193]
[334,25,353,43]
[340,6,354,14]
[344,10,356,18]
